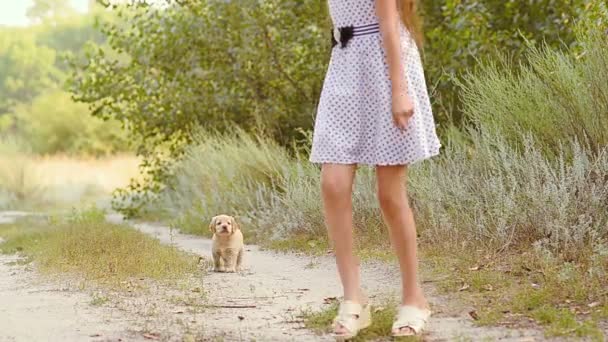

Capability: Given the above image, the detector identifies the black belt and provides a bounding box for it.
[331,23,380,48]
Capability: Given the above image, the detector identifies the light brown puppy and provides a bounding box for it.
[209,214,244,273]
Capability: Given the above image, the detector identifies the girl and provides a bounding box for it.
[309,0,441,339]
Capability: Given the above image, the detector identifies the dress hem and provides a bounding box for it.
[308,146,442,167]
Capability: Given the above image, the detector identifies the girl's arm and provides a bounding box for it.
[376,0,414,129]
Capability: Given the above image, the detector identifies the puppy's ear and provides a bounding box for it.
[230,216,240,233]
[209,216,217,233]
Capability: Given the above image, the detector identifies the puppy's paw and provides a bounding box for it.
[225,267,237,273]
[213,267,226,273]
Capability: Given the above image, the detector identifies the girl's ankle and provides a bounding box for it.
[344,289,368,305]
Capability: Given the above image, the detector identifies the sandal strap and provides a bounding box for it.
[338,300,363,316]
[333,300,364,333]
[392,305,431,334]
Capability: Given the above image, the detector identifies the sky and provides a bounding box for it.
[0,0,89,26]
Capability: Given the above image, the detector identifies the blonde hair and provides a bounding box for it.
[398,0,423,49]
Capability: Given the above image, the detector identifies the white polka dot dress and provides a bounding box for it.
[309,0,442,166]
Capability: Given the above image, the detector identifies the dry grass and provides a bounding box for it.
[422,246,607,340]
[301,298,421,342]
[0,208,200,288]
[0,151,140,211]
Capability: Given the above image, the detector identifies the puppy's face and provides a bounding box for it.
[209,215,239,236]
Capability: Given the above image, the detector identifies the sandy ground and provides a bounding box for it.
[110,215,547,341]
[0,212,143,342]
[0,211,550,341]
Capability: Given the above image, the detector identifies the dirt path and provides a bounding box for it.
[0,212,142,342]
[109,214,546,341]
[1,211,547,341]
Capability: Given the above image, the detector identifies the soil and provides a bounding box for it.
[0,211,549,341]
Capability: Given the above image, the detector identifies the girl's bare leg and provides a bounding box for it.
[376,165,429,334]
[320,163,365,334]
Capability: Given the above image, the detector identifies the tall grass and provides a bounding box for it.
[157,130,294,239]
[410,129,608,262]
[155,129,387,244]
[0,138,140,211]
[0,138,44,209]
[459,31,608,156]
[0,208,200,286]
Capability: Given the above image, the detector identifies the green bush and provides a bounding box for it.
[421,0,607,124]
[10,90,129,155]
[0,29,62,115]
[458,31,608,155]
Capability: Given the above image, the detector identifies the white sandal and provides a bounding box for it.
[392,305,431,337]
[332,300,372,341]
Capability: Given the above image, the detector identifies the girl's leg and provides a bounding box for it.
[320,163,365,334]
[375,165,429,334]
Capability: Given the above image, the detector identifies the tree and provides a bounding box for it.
[12,90,129,155]
[69,0,329,214]
[0,30,62,115]
[26,0,73,23]
[420,0,602,125]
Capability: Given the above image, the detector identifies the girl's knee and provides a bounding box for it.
[377,187,406,211]
[321,174,351,199]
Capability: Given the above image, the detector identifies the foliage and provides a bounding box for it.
[0,31,62,115]
[68,0,608,214]
[0,2,127,156]
[153,129,308,240]
[156,127,608,265]
[420,0,607,124]
[152,31,608,265]
[411,130,608,263]
[11,90,129,155]
[458,30,608,155]
[69,0,328,213]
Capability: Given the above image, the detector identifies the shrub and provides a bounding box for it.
[10,90,129,156]
[458,31,608,156]
[0,208,200,286]
[156,30,608,265]
[410,129,608,263]
[159,127,608,265]
[421,0,607,125]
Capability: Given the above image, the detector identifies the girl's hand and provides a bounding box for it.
[392,91,414,130]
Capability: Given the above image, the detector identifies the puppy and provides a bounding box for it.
[209,214,244,273]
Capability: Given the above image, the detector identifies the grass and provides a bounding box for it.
[0,139,140,211]
[301,299,423,342]
[0,208,200,287]
[459,29,608,155]
[299,245,607,340]
[422,245,607,340]
[90,293,110,306]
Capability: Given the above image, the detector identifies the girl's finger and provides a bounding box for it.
[398,117,407,130]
